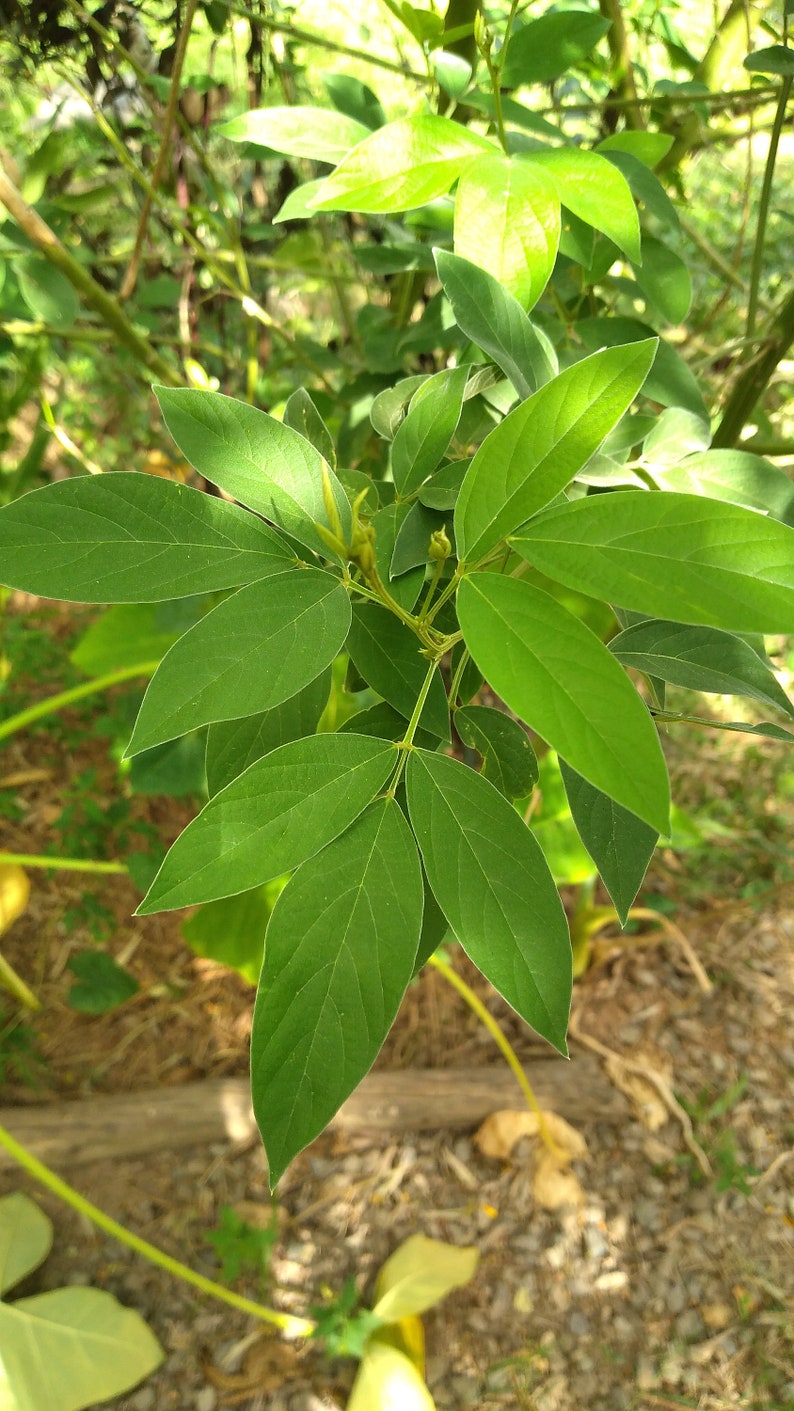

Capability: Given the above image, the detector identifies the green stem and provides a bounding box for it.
[0,853,127,874]
[0,663,159,743]
[388,659,444,795]
[597,0,645,130]
[428,952,563,1155]
[746,75,792,337]
[447,647,470,708]
[0,1122,315,1339]
[0,953,40,1010]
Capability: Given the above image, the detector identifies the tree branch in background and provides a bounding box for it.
[597,0,645,131]
[712,283,794,446]
[0,163,184,387]
[120,0,201,302]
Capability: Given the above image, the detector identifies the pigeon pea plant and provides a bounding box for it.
[1,271,794,1183]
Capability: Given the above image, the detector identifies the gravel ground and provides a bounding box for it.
[4,897,792,1411]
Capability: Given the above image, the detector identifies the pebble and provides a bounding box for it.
[129,1390,156,1411]
[568,1310,590,1337]
[634,1198,661,1231]
[195,1390,217,1411]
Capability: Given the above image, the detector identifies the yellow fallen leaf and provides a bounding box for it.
[0,865,30,937]
[532,1147,586,1210]
[475,1109,587,1163]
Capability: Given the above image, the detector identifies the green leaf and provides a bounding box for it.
[406,750,572,1051]
[418,459,469,512]
[217,106,370,162]
[454,154,560,310]
[558,761,657,925]
[347,604,450,740]
[641,408,711,466]
[651,450,794,525]
[311,115,493,213]
[0,1286,163,1411]
[513,492,794,634]
[66,951,139,1014]
[70,602,198,677]
[14,254,78,325]
[575,318,708,419]
[205,669,332,795]
[251,798,423,1185]
[391,365,468,496]
[128,733,207,797]
[139,732,395,912]
[744,45,794,75]
[154,388,351,560]
[609,620,794,718]
[631,235,692,323]
[457,573,670,832]
[338,703,438,751]
[455,705,538,799]
[0,474,293,602]
[529,148,641,263]
[182,885,276,983]
[373,1233,479,1321]
[0,1194,52,1297]
[455,340,657,564]
[273,179,326,224]
[391,502,449,577]
[597,132,674,168]
[371,375,428,439]
[126,569,351,756]
[370,505,425,610]
[323,73,386,131]
[434,248,557,398]
[283,388,336,468]
[500,11,611,86]
[603,150,680,230]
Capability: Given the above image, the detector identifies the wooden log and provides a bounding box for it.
[0,1056,624,1172]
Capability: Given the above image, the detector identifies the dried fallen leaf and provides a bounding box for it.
[532,1148,586,1209]
[475,1109,588,1210]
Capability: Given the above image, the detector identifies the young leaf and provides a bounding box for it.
[0,474,293,602]
[139,733,396,912]
[575,317,708,419]
[499,10,611,86]
[310,115,493,213]
[406,749,572,1052]
[455,340,657,565]
[391,502,450,577]
[455,704,539,799]
[512,492,794,634]
[370,505,425,610]
[558,761,658,925]
[434,248,557,398]
[217,106,370,163]
[454,154,561,311]
[347,604,451,740]
[391,365,468,496]
[251,798,423,1185]
[529,148,641,263]
[457,573,671,833]
[126,569,351,756]
[154,387,351,560]
[609,620,794,718]
[205,669,332,795]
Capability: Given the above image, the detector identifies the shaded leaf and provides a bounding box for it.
[559,761,657,925]
[139,732,395,912]
[126,569,351,756]
[252,799,423,1185]
[406,749,572,1051]
[0,1194,52,1297]
[347,604,450,740]
[434,248,557,398]
[205,670,332,796]
[455,704,538,798]
[391,365,468,496]
[182,885,276,984]
[500,11,610,86]
[66,952,139,1014]
[457,573,670,832]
